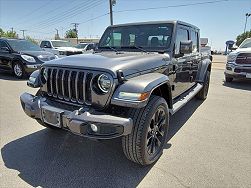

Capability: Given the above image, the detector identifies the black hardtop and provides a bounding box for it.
[107,20,199,30]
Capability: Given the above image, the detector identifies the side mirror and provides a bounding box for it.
[180,40,192,55]
[1,47,10,52]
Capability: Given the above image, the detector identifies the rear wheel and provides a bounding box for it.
[196,70,210,100]
[122,95,169,165]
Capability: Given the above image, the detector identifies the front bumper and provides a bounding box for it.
[20,92,133,139]
[224,62,251,79]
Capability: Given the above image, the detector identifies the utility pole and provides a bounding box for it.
[71,23,79,44]
[109,0,116,25]
[55,29,60,39]
[244,13,251,33]
[20,30,27,39]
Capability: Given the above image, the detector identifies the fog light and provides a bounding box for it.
[90,124,98,132]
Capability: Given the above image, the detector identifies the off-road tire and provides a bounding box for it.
[196,70,210,100]
[225,76,233,82]
[122,95,169,165]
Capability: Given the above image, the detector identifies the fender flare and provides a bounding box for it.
[196,58,212,83]
[111,73,172,108]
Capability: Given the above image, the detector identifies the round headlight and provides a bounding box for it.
[97,74,111,93]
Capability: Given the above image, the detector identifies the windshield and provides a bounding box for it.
[99,23,173,52]
[76,44,87,49]
[51,41,73,47]
[239,38,251,48]
[7,40,42,51]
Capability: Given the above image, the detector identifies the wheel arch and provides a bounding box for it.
[111,73,172,109]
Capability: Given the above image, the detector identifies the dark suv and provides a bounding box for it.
[20,21,211,165]
[0,38,56,78]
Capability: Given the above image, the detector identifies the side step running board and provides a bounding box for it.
[170,83,203,115]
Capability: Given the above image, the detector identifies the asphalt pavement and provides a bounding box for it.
[0,64,250,187]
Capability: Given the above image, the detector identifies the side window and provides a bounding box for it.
[0,41,9,49]
[40,41,45,48]
[46,41,52,48]
[191,30,199,52]
[175,28,189,54]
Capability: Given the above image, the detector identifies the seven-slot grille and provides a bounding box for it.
[46,68,93,104]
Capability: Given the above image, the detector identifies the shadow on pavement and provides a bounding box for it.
[0,71,26,81]
[1,99,203,187]
[223,79,251,91]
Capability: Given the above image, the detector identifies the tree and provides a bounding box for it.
[26,36,38,45]
[236,31,251,46]
[0,28,18,38]
[0,28,5,37]
[65,29,77,38]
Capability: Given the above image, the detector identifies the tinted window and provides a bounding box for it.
[175,28,189,54]
[0,41,9,49]
[51,41,73,47]
[99,23,173,52]
[7,40,41,51]
[191,30,199,52]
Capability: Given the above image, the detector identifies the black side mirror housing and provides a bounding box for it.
[180,40,193,55]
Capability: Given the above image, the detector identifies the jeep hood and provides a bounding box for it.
[42,52,170,78]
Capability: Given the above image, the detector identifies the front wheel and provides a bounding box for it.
[122,95,169,165]
[12,61,26,79]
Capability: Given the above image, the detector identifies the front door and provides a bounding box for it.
[171,26,192,98]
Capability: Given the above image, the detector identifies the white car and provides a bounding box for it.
[40,40,83,58]
[75,43,97,53]
[224,38,251,82]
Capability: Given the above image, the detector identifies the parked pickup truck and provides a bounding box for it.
[225,38,251,82]
[20,21,211,165]
[40,40,83,58]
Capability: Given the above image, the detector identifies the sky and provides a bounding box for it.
[0,0,251,51]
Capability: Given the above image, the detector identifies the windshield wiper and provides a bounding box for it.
[99,46,118,53]
[122,46,149,53]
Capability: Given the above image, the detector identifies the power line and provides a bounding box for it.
[114,0,230,13]
[15,0,80,27]
[31,0,105,30]
[13,0,55,25]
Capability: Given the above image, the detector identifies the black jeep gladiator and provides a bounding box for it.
[20,21,211,165]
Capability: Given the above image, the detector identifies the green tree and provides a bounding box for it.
[65,29,77,38]
[26,36,38,45]
[0,28,5,37]
[236,31,251,46]
[4,31,18,38]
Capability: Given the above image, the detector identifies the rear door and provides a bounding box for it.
[172,25,192,98]
[189,28,201,83]
[0,41,13,70]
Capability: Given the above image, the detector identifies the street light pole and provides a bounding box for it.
[244,13,251,33]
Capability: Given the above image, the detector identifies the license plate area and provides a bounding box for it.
[246,73,251,78]
[42,106,64,128]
